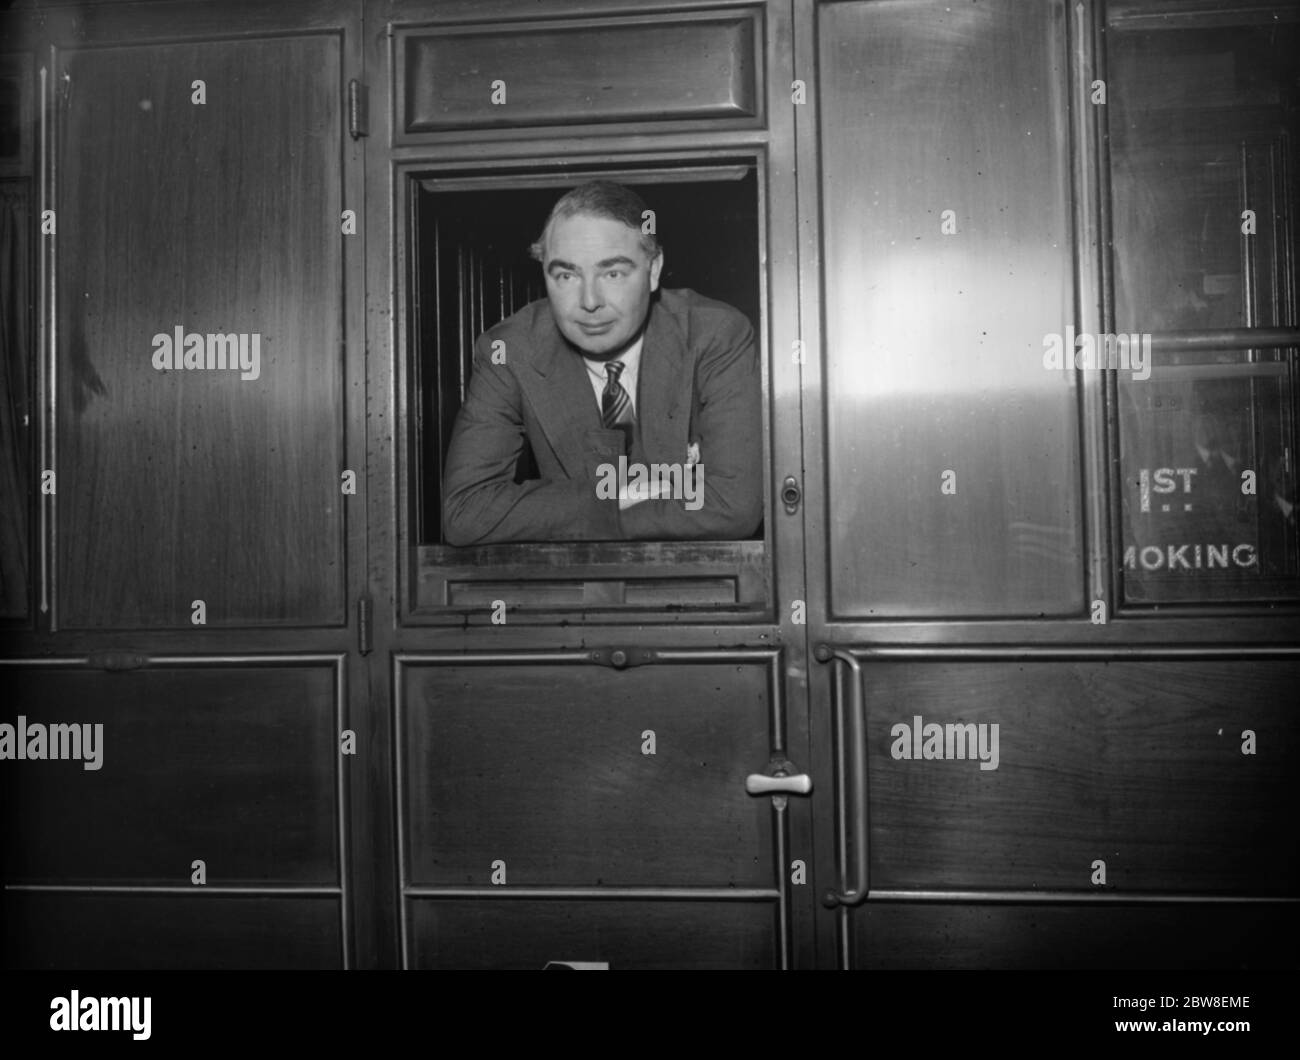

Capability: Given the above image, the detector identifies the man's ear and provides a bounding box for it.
[649,250,664,292]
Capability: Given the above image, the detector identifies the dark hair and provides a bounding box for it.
[529,180,661,263]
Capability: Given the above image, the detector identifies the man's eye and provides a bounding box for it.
[606,270,625,279]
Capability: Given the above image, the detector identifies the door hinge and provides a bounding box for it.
[358,595,372,655]
[348,79,369,140]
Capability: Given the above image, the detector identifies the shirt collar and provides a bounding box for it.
[583,333,644,385]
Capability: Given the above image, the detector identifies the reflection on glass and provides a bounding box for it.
[818,0,1083,619]
[1110,23,1298,333]
[1118,360,1296,602]
[1109,18,1299,602]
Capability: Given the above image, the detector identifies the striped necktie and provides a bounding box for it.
[601,361,635,448]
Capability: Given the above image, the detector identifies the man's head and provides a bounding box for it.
[530,181,664,359]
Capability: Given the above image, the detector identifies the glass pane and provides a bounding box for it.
[1110,22,1298,331]
[1118,355,1298,602]
[0,182,31,619]
[1110,18,1300,602]
[818,0,1082,619]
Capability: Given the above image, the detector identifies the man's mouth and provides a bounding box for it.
[578,321,614,335]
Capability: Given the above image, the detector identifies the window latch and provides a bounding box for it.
[590,647,655,669]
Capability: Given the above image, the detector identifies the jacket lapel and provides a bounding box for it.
[635,298,688,464]
[518,309,607,476]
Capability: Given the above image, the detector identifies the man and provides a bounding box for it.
[441,180,763,545]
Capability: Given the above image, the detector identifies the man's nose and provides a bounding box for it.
[579,275,603,312]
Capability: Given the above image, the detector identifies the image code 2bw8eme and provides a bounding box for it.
[1114,997,1252,1011]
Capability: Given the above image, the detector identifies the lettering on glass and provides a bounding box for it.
[1119,372,1292,597]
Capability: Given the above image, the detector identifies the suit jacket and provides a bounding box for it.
[442,288,763,545]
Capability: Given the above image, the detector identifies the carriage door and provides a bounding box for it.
[795,0,1300,969]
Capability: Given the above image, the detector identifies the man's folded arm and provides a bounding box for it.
[619,312,764,540]
[442,340,619,545]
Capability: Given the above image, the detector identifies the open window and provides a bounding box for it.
[406,160,769,615]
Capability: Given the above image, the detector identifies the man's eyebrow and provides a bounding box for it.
[545,256,639,274]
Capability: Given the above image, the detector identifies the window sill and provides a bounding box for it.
[414,539,768,613]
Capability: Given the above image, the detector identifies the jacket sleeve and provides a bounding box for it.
[618,309,764,540]
[441,335,621,546]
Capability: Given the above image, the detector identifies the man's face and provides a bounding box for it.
[542,212,663,358]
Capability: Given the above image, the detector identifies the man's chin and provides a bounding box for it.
[563,329,629,359]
